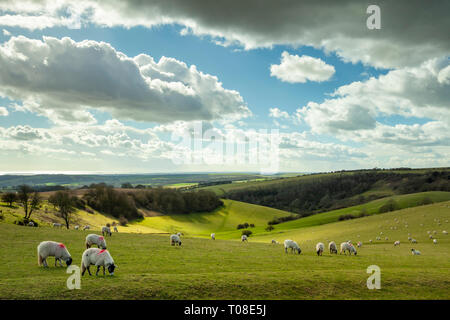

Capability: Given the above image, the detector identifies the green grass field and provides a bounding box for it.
[0,199,449,299]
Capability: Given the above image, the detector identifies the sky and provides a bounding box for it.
[0,0,448,174]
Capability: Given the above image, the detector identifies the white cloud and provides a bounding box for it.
[2,29,11,36]
[269,107,290,119]
[0,1,447,69]
[0,106,8,116]
[0,36,250,124]
[270,52,335,83]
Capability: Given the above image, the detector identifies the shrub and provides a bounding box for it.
[241,230,253,237]
[0,212,4,221]
[419,197,433,205]
[268,215,299,225]
[13,217,38,227]
[119,215,128,226]
[265,225,274,231]
[249,223,255,228]
[378,199,399,213]
[338,214,356,221]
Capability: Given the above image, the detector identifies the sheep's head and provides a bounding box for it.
[107,264,116,275]
[66,257,73,266]
[297,248,301,254]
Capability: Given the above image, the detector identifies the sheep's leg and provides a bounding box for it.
[87,266,92,276]
[103,266,105,276]
[55,258,58,267]
[96,266,100,276]
[43,258,48,268]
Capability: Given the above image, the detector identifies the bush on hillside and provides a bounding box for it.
[241,230,253,237]
[378,199,399,213]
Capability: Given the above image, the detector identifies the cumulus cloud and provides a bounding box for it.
[0,36,250,124]
[0,106,8,116]
[270,52,335,83]
[269,107,290,119]
[0,0,448,69]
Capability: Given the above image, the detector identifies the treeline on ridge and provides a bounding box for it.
[225,171,450,217]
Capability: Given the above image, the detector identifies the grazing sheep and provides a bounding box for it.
[316,242,324,256]
[284,240,301,254]
[28,221,35,227]
[380,232,383,235]
[408,236,412,241]
[177,232,182,237]
[411,239,417,243]
[394,240,400,246]
[411,248,421,255]
[74,225,79,230]
[443,230,448,235]
[433,239,437,244]
[271,239,278,244]
[85,234,107,249]
[241,235,248,242]
[83,225,90,230]
[357,241,362,248]
[210,233,215,240]
[433,230,437,234]
[113,226,118,232]
[376,236,381,241]
[102,226,112,237]
[170,234,182,246]
[81,248,116,276]
[385,237,389,241]
[427,231,431,234]
[369,239,372,243]
[328,241,338,254]
[37,241,72,268]
[53,223,62,228]
[340,242,357,255]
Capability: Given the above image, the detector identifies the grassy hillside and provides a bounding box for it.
[134,199,292,237]
[0,201,448,299]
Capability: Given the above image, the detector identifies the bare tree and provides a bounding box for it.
[1,192,17,207]
[17,185,41,220]
[48,190,75,229]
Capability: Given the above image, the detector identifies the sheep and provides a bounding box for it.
[369,239,372,243]
[85,234,107,249]
[241,235,248,242]
[81,248,116,276]
[385,237,389,241]
[411,248,421,255]
[394,240,400,246]
[102,226,112,237]
[433,230,437,234]
[328,241,337,254]
[52,223,62,228]
[429,234,433,239]
[113,226,118,233]
[28,221,35,227]
[411,239,417,243]
[272,239,279,244]
[211,233,215,240]
[357,241,362,248]
[170,234,182,246]
[340,242,357,255]
[376,236,381,241]
[83,225,90,231]
[284,240,301,254]
[316,242,324,256]
[433,239,437,244]
[74,225,79,230]
[37,241,72,268]
[408,236,412,241]
[443,230,448,235]
[177,232,182,237]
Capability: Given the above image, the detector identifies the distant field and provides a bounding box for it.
[0,201,449,299]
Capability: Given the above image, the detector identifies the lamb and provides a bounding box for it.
[170,234,182,246]
[340,242,357,255]
[411,248,421,255]
[85,234,107,249]
[241,235,248,242]
[74,225,79,230]
[83,225,90,230]
[328,241,338,254]
[37,241,72,268]
[315,242,324,256]
[102,226,112,237]
[211,233,215,240]
[394,240,400,246]
[284,240,301,254]
[81,248,116,276]
[53,223,62,228]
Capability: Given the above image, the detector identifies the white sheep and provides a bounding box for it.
[315,242,324,256]
[369,239,372,243]
[113,226,118,232]
[211,233,215,240]
[408,236,412,241]
[83,225,90,230]
[376,236,381,240]
[411,239,417,243]
[271,239,278,244]
[28,221,35,227]
[357,241,362,248]
[340,242,357,255]
[284,240,301,254]
[443,230,448,235]
[37,241,72,267]
[394,240,400,246]
[433,239,437,244]
[177,232,182,237]
[328,241,338,254]
[52,223,62,228]
[81,248,116,276]
[411,248,421,255]
[85,234,107,249]
[241,234,248,242]
[429,235,433,239]
[74,225,79,230]
[385,237,389,241]
[102,226,112,237]
[170,234,182,246]
[433,230,437,234]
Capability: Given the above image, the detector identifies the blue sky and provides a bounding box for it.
[0,1,448,173]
